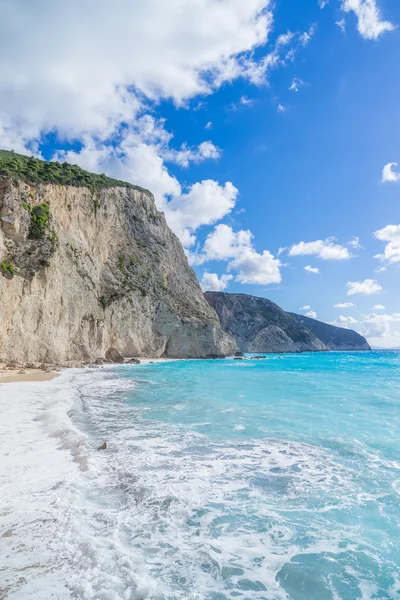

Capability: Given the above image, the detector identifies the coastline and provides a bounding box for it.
[0,356,172,386]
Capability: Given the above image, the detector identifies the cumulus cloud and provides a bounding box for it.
[306,310,317,319]
[329,315,357,328]
[382,162,400,182]
[334,302,355,308]
[191,224,281,285]
[304,265,319,274]
[200,272,233,292]
[0,0,277,140]
[166,181,238,244]
[289,238,351,260]
[360,313,400,338]
[229,247,282,284]
[202,224,253,261]
[347,279,382,295]
[373,304,385,310]
[341,0,395,40]
[164,141,221,168]
[299,305,311,310]
[374,225,400,265]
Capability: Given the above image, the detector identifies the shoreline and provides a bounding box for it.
[0,356,174,386]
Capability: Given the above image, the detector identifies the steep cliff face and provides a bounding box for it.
[205,292,370,353]
[0,171,236,362]
[290,313,371,351]
[204,292,326,353]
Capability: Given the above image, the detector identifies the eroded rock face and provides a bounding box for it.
[205,292,370,353]
[204,292,327,353]
[0,176,236,362]
[289,313,371,351]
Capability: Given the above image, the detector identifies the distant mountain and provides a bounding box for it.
[205,292,371,353]
[290,312,371,351]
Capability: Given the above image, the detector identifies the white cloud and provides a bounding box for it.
[200,272,233,292]
[192,224,281,285]
[360,313,400,338]
[341,0,395,40]
[305,310,317,319]
[277,104,286,112]
[0,0,278,142]
[329,315,357,328]
[166,181,239,245]
[347,279,382,295]
[289,238,351,260]
[205,121,213,130]
[229,247,282,284]
[202,224,253,261]
[289,77,305,92]
[336,19,346,31]
[374,224,400,265]
[304,265,319,274]
[164,141,221,168]
[299,305,311,311]
[240,95,254,105]
[334,302,355,308]
[373,304,385,310]
[348,236,362,249]
[382,162,400,182]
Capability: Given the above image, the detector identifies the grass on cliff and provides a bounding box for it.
[0,149,148,192]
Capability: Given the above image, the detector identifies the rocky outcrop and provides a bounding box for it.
[205,292,326,353]
[289,313,371,351]
[0,159,236,363]
[205,292,370,353]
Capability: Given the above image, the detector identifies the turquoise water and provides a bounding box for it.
[66,352,400,599]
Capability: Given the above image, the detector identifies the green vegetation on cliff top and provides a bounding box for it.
[0,149,148,192]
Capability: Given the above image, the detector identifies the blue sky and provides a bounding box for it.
[1,0,399,346]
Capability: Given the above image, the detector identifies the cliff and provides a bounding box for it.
[0,151,236,363]
[289,313,371,351]
[204,292,326,353]
[204,292,370,353]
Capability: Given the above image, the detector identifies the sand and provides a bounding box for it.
[0,371,59,384]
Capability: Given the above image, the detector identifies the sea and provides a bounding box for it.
[1,351,400,600]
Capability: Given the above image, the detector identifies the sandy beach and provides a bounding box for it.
[0,371,59,384]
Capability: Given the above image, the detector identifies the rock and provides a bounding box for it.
[94,357,106,365]
[289,313,371,351]
[105,348,124,363]
[97,441,107,451]
[205,292,371,353]
[250,355,267,360]
[234,351,244,357]
[233,357,244,360]
[0,160,236,362]
[125,358,141,364]
[5,361,18,369]
[204,292,327,353]
[26,363,38,369]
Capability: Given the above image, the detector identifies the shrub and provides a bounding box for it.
[0,261,15,279]
[0,149,148,192]
[28,203,51,240]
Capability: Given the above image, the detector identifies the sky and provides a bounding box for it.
[1,0,399,347]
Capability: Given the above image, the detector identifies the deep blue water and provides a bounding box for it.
[66,351,400,599]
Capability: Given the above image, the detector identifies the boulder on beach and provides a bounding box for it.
[125,358,141,364]
[105,348,124,363]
